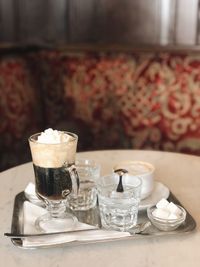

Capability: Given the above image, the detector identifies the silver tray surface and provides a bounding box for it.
[9,190,196,249]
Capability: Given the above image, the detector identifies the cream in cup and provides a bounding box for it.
[113,161,155,200]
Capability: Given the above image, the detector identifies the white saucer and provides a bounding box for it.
[139,181,170,211]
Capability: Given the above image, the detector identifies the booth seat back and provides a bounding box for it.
[1,49,200,171]
[32,50,200,154]
[0,54,44,171]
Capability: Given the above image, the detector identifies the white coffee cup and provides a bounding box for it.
[113,161,155,200]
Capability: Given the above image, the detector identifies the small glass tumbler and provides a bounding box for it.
[67,159,101,211]
[96,173,142,232]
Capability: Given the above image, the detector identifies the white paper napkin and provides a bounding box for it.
[22,201,130,247]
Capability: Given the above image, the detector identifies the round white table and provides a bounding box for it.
[1,150,200,267]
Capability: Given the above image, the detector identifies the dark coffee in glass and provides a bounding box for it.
[29,130,79,232]
[33,164,72,200]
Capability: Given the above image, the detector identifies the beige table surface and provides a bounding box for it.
[1,150,200,267]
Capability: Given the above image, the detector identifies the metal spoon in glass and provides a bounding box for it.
[114,169,128,192]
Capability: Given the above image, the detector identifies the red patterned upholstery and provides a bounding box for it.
[34,50,200,154]
[119,53,200,154]
[0,55,43,171]
[1,49,200,171]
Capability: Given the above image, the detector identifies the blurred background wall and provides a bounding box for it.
[1,0,200,171]
[0,0,199,48]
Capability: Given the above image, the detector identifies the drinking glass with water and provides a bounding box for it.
[96,172,142,231]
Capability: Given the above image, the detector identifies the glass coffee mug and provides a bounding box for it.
[29,131,79,232]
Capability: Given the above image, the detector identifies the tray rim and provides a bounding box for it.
[8,189,197,249]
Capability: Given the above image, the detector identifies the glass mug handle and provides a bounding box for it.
[67,164,80,196]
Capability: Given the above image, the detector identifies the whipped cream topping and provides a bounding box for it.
[37,128,70,144]
[29,129,77,168]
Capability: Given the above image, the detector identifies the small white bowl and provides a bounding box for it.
[147,205,186,231]
[113,161,155,200]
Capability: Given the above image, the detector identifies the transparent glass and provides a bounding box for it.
[67,159,101,211]
[147,205,186,231]
[28,131,79,232]
[96,173,142,231]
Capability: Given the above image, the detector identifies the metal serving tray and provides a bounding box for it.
[8,190,196,249]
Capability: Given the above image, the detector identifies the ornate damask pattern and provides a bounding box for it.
[61,52,200,154]
[0,56,43,171]
[64,52,137,148]
[30,51,96,151]
[35,51,138,149]
[2,50,200,171]
[34,50,200,154]
[120,54,200,154]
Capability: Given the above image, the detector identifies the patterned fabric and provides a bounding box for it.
[1,49,200,171]
[119,53,200,154]
[0,55,43,171]
[29,51,97,151]
[34,50,200,155]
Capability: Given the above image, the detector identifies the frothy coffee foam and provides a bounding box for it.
[127,162,152,175]
[30,129,76,168]
[115,161,153,175]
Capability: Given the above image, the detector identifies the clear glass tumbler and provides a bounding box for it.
[29,131,79,232]
[96,173,142,231]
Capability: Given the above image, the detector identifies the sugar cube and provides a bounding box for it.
[167,202,182,216]
[152,208,170,219]
[156,198,169,209]
[168,213,178,220]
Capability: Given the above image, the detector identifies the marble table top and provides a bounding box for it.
[1,150,200,267]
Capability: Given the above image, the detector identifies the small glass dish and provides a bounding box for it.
[147,205,186,231]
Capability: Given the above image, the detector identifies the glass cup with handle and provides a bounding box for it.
[28,130,79,232]
[66,159,101,211]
